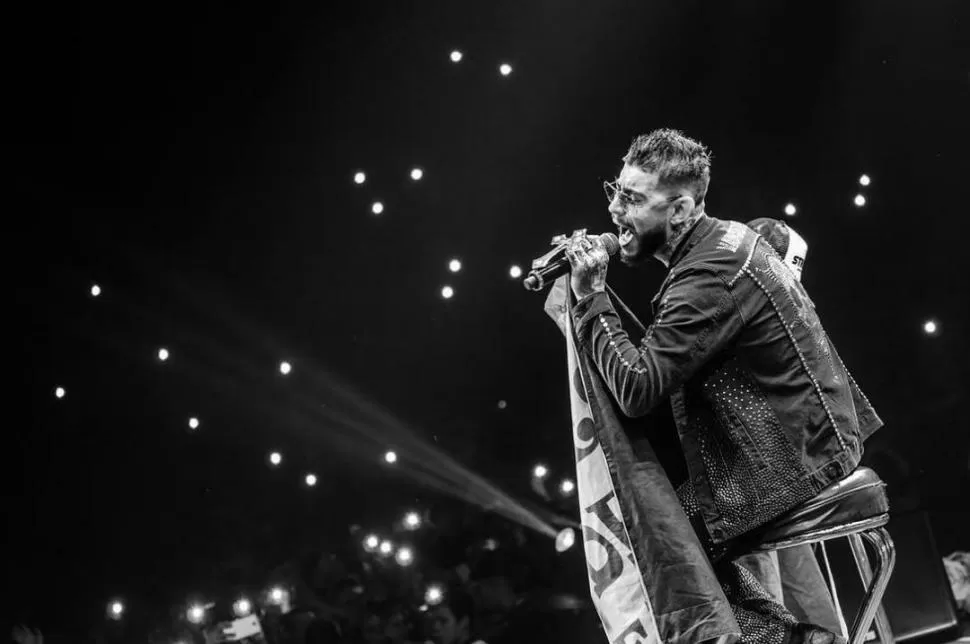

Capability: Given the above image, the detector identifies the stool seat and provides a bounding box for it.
[757,466,889,548]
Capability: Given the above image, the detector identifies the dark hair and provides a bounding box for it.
[622,128,712,205]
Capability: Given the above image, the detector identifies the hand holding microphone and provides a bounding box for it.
[522,230,619,298]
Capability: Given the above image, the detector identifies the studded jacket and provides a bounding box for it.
[571,214,882,547]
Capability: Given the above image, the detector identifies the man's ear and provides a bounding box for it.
[670,195,697,224]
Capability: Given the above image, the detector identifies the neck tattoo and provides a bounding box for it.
[655,209,702,267]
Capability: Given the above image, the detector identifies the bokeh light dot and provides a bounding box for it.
[509,265,523,279]
[371,201,384,215]
[923,319,939,335]
[158,348,170,362]
[497,400,507,409]
[448,259,462,272]
[784,203,797,216]
[859,174,871,186]
[54,386,66,399]
[188,417,200,430]
[533,464,548,479]
[91,284,102,297]
[410,167,424,181]
[396,547,414,566]
[279,361,292,375]
[305,473,317,487]
[854,194,867,207]
[560,478,575,494]
[450,50,463,63]
[384,450,398,464]
[269,451,282,466]
[441,285,454,299]
[353,171,366,185]
[499,63,513,76]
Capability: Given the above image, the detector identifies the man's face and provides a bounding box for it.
[428,605,467,644]
[608,164,677,266]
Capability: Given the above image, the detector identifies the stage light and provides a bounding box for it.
[232,598,252,617]
[279,361,292,375]
[450,50,463,63]
[859,174,871,186]
[784,203,797,216]
[441,285,454,299]
[158,348,170,362]
[384,450,398,464]
[54,387,66,399]
[363,534,380,551]
[379,540,394,555]
[555,527,576,553]
[404,511,421,529]
[923,319,939,336]
[269,451,282,466]
[533,464,548,479]
[425,584,444,605]
[108,600,124,619]
[354,171,366,185]
[269,587,287,604]
[499,63,513,76]
[448,259,462,273]
[853,194,866,207]
[497,400,507,409]
[410,167,424,181]
[188,417,200,430]
[396,546,414,566]
[560,479,575,495]
[305,473,317,487]
[187,605,205,624]
[509,265,523,279]
[371,201,384,215]
[91,284,102,297]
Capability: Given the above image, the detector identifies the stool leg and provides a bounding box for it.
[847,528,896,644]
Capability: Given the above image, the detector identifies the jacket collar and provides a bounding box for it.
[668,213,714,269]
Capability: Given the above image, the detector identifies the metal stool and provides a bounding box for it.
[744,467,896,644]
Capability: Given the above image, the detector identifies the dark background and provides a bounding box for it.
[8,0,969,637]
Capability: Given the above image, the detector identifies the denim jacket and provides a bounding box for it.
[572,214,883,546]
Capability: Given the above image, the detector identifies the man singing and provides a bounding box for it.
[562,129,882,642]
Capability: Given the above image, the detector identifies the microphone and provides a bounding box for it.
[522,233,619,291]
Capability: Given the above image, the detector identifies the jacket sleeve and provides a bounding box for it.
[571,268,746,418]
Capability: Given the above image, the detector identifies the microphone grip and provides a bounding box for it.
[522,233,618,292]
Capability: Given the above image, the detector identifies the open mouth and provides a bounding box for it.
[618,227,635,247]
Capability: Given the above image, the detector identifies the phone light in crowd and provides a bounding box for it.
[859,174,871,186]
[410,167,424,181]
[363,534,380,552]
[499,63,513,76]
[379,540,394,555]
[269,587,287,604]
[187,605,206,624]
[533,464,548,479]
[450,50,463,63]
[425,584,444,605]
[384,450,398,464]
[784,203,797,216]
[371,201,384,215]
[555,527,576,553]
[305,473,317,487]
[107,600,124,619]
[395,546,414,566]
[269,451,282,466]
[560,478,575,495]
[441,285,454,299]
[91,284,102,297]
[354,171,366,185]
[158,348,170,362]
[54,386,66,399]
[448,259,462,273]
[854,194,867,208]
[404,511,421,529]
[188,417,200,430]
[233,598,252,617]
[509,265,523,279]
[279,361,292,375]
[923,319,939,336]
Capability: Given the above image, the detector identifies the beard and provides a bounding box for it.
[619,227,664,266]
